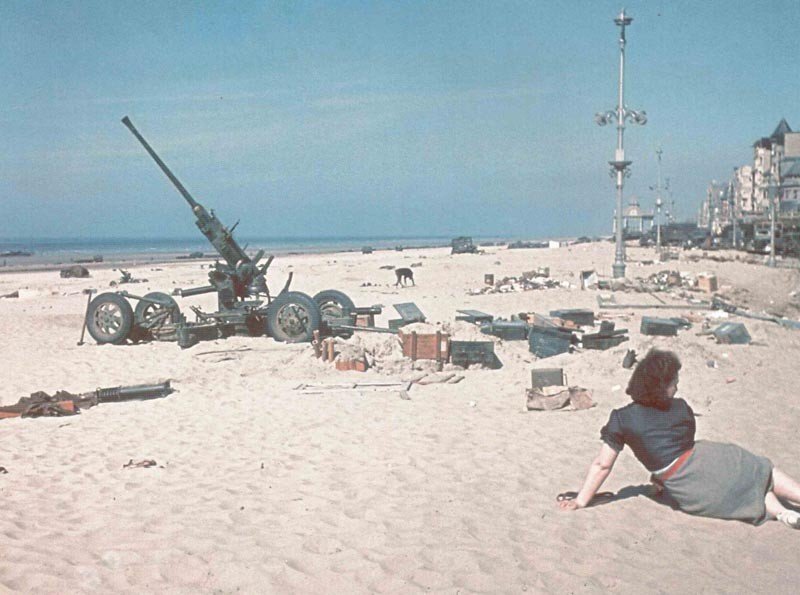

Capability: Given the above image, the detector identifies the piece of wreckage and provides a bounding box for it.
[82,117,374,348]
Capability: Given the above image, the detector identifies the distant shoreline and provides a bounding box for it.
[0,235,594,275]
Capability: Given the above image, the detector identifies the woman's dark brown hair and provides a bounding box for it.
[626,349,681,410]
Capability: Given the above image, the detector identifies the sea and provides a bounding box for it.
[0,235,522,267]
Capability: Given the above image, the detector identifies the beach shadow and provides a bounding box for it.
[558,484,679,509]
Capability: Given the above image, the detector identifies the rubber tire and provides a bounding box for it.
[266,291,321,343]
[86,292,134,345]
[312,289,356,323]
[134,291,180,326]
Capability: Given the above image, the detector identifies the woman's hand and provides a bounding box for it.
[558,499,583,511]
[556,492,584,511]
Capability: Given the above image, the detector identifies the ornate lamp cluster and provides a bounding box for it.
[595,8,647,278]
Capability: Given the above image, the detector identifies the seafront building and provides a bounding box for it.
[700,118,800,233]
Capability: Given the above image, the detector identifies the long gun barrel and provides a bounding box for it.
[121,116,250,268]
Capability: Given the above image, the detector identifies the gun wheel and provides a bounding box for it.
[86,292,134,344]
[266,291,321,343]
[134,292,180,328]
[312,289,356,324]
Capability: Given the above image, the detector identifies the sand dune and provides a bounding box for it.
[1,242,799,593]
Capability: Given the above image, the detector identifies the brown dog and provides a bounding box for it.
[394,267,415,287]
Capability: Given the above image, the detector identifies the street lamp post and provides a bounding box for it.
[595,9,647,279]
[730,170,737,249]
[768,147,779,268]
[655,148,663,253]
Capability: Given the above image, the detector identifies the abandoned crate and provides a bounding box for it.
[480,320,529,340]
[697,273,718,293]
[449,340,501,369]
[531,368,566,389]
[484,273,495,285]
[455,309,494,324]
[712,322,751,345]
[549,309,595,327]
[640,316,681,336]
[529,325,574,358]
[399,330,450,362]
[388,302,426,331]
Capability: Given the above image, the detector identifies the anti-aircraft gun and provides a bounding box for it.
[84,116,359,347]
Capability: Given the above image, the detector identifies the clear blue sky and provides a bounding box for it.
[1,0,799,240]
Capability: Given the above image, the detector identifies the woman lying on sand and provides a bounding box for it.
[559,348,800,529]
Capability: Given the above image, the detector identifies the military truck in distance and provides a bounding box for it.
[451,236,479,254]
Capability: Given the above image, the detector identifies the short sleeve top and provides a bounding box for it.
[600,398,696,472]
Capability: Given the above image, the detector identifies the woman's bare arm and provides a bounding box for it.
[560,443,619,510]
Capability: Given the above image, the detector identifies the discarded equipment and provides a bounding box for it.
[550,309,595,327]
[399,329,449,364]
[109,268,147,286]
[712,322,751,345]
[455,309,494,324]
[480,319,529,340]
[61,265,90,279]
[449,340,501,369]
[83,117,361,347]
[581,321,629,349]
[529,325,574,358]
[0,381,173,420]
[640,316,684,336]
[389,302,426,330]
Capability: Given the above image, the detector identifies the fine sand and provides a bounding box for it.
[1,241,799,593]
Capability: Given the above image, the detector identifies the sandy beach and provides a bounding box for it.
[1,240,799,593]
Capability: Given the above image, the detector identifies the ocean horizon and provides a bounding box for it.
[0,234,583,266]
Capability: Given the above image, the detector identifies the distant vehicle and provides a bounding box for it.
[639,222,706,248]
[450,236,478,254]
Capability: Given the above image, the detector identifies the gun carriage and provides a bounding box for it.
[84,117,365,347]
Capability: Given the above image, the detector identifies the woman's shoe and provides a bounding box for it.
[777,510,800,529]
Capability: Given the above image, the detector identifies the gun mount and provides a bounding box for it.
[83,117,372,348]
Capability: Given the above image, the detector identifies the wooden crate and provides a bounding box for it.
[697,274,718,293]
[399,330,450,361]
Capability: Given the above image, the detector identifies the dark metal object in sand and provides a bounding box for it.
[81,118,361,347]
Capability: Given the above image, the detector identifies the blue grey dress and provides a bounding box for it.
[601,398,773,525]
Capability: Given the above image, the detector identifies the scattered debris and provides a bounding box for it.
[622,349,637,369]
[531,368,566,389]
[74,254,104,264]
[455,309,494,324]
[0,381,173,420]
[526,386,595,411]
[640,316,691,336]
[110,268,148,286]
[123,459,158,469]
[1,290,19,299]
[581,321,629,349]
[480,319,529,340]
[712,322,751,345]
[449,340,501,369]
[469,271,566,295]
[60,265,90,279]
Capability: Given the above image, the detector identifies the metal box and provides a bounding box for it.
[480,320,529,340]
[529,325,573,358]
[712,322,751,344]
[531,368,566,389]
[455,309,494,324]
[640,316,680,336]
[449,340,500,369]
[549,309,595,327]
